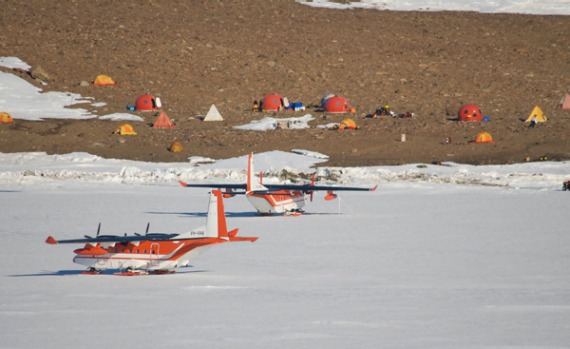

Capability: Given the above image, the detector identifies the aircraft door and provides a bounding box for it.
[149,243,160,266]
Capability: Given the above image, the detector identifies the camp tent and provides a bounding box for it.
[153,112,175,129]
[320,93,335,109]
[525,106,547,122]
[169,141,183,152]
[262,94,284,111]
[114,124,137,135]
[325,96,351,113]
[203,104,223,121]
[93,75,116,86]
[135,94,159,111]
[338,118,357,130]
[558,94,570,110]
[475,131,493,143]
[458,104,483,122]
[0,112,14,124]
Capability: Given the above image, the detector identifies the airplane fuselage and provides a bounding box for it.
[246,190,306,214]
[73,238,224,271]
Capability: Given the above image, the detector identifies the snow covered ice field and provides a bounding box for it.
[1,152,570,349]
[297,0,570,16]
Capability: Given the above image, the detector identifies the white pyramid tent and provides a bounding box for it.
[558,94,570,110]
[203,104,224,121]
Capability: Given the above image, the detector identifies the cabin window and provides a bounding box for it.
[143,249,147,254]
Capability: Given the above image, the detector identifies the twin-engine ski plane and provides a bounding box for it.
[45,190,258,275]
[179,153,377,216]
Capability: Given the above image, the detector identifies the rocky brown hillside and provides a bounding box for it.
[0,0,569,166]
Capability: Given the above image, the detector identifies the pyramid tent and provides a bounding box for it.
[525,106,547,122]
[475,131,494,143]
[0,112,14,124]
[153,112,175,128]
[558,94,570,110]
[93,75,116,86]
[203,104,223,121]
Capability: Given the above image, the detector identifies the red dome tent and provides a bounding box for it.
[135,94,159,111]
[324,96,350,113]
[458,104,483,121]
[262,94,283,111]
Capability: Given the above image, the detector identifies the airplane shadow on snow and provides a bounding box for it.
[145,211,340,218]
[145,211,259,218]
[10,268,210,277]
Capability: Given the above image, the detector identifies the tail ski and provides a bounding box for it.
[246,152,267,193]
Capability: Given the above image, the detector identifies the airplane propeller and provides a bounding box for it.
[85,222,102,239]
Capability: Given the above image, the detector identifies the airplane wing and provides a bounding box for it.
[258,183,378,194]
[46,233,180,245]
[179,181,246,190]
[179,179,377,194]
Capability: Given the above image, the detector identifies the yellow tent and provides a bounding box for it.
[338,118,358,130]
[93,75,116,86]
[525,105,547,122]
[0,112,14,124]
[475,131,494,143]
[113,124,137,135]
[169,141,183,152]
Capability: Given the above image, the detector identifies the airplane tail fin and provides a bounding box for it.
[206,190,258,242]
[246,152,267,192]
[206,190,228,238]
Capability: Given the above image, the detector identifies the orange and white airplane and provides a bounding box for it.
[179,153,377,216]
[45,190,257,275]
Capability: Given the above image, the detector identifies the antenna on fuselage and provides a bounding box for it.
[96,222,101,237]
[145,222,150,235]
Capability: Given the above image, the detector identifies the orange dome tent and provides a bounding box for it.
[114,124,137,135]
[135,94,159,111]
[262,94,283,111]
[0,112,14,124]
[475,131,493,143]
[93,75,116,86]
[325,96,350,113]
[153,112,175,129]
[458,104,483,122]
